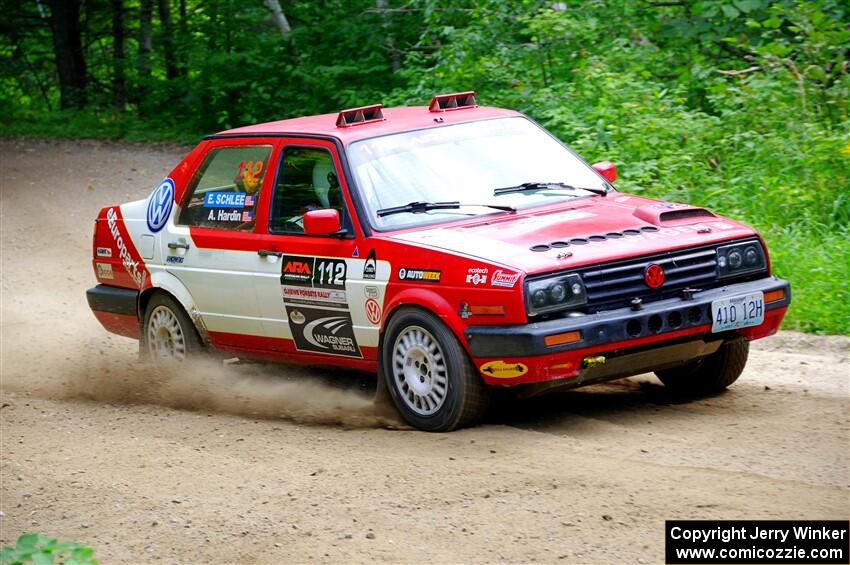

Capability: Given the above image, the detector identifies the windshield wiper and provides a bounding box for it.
[376,201,516,218]
[494,181,608,197]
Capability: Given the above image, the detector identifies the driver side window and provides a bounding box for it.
[270,147,344,233]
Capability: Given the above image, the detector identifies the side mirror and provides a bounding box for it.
[303,208,342,236]
[592,161,617,183]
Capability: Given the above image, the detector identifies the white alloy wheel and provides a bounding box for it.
[392,325,449,415]
[146,305,187,361]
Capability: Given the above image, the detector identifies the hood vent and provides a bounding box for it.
[659,208,715,222]
[530,226,660,252]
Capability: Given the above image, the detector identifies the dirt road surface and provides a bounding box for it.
[1,139,848,564]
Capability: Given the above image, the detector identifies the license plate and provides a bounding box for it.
[711,292,764,332]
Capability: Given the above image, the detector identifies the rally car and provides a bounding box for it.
[86,92,790,431]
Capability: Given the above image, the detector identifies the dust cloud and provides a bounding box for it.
[6,351,404,429]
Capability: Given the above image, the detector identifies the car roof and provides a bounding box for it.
[212,105,524,145]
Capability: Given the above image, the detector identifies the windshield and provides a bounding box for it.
[346,117,608,230]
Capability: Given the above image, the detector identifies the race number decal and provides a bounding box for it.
[280,255,361,358]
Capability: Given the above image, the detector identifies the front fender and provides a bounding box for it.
[382,287,468,351]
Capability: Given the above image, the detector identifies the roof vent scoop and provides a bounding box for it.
[336,104,385,128]
[633,203,716,225]
[429,91,477,112]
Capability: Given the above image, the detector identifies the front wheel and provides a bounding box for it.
[380,307,489,432]
[655,338,749,396]
[141,292,202,362]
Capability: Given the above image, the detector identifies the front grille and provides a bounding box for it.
[577,242,745,312]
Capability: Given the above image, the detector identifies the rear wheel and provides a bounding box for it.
[141,292,202,362]
[381,307,489,432]
[655,338,749,396]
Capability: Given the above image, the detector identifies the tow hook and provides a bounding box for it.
[582,355,606,369]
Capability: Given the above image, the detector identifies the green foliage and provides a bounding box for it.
[1,0,848,332]
[0,533,98,565]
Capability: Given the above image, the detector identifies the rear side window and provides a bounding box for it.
[178,145,272,230]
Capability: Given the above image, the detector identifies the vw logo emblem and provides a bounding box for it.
[147,178,175,233]
[643,263,665,289]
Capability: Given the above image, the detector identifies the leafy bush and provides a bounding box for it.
[0,533,98,565]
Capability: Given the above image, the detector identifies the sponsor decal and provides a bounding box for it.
[206,209,246,222]
[466,267,488,285]
[146,178,175,233]
[280,255,360,358]
[106,207,147,288]
[95,262,114,280]
[362,249,377,280]
[458,302,471,319]
[398,267,441,283]
[643,263,665,289]
[166,255,184,264]
[490,269,521,288]
[653,203,678,209]
[202,191,254,208]
[96,247,112,258]
[364,286,379,299]
[479,360,529,379]
[365,298,382,325]
[352,246,360,258]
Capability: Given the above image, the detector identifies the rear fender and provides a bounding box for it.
[140,270,209,344]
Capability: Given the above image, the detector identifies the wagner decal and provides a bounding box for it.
[290,308,361,357]
[96,247,112,258]
[280,255,360,358]
[95,262,114,280]
[490,269,521,288]
[362,249,377,280]
[364,286,379,299]
[466,267,488,285]
[106,207,147,288]
[398,267,441,283]
[479,360,529,379]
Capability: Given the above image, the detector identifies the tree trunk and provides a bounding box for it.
[48,0,87,109]
[157,0,178,79]
[263,0,291,36]
[138,0,153,83]
[376,0,400,72]
[112,0,126,111]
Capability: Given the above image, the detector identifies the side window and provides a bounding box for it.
[178,145,272,230]
[270,147,344,233]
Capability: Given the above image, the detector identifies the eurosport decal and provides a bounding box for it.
[106,207,148,288]
[146,178,175,233]
[398,267,441,283]
[279,255,361,358]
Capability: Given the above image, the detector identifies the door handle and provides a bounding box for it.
[168,241,190,250]
[257,249,282,258]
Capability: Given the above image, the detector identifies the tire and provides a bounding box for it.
[141,292,203,362]
[380,307,490,432]
[655,338,749,396]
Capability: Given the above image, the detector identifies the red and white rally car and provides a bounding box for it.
[87,92,790,431]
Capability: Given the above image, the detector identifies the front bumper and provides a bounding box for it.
[465,276,789,386]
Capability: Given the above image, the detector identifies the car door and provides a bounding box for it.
[161,139,279,344]
[252,139,390,360]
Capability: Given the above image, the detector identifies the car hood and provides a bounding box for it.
[387,193,759,275]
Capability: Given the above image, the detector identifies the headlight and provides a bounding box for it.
[716,241,766,279]
[525,272,587,316]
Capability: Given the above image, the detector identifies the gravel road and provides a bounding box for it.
[1,139,847,564]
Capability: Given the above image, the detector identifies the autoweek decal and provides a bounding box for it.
[398,267,441,283]
[106,207,148,288]
[280,255,361,358]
